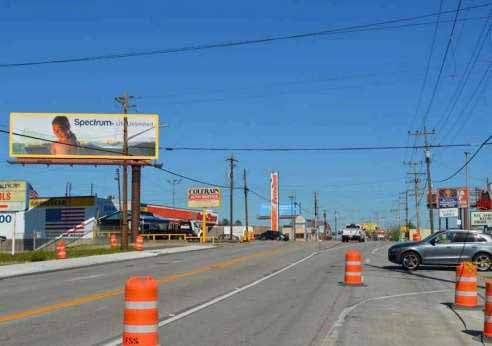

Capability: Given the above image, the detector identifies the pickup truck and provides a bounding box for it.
[341,224,366,242]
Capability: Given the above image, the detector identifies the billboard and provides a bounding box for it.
[438,188,458,208]
[271,172,279,231]
[187,187,221,208]
[10,113,159,160]
[0,181,29,212]
[457,188,469,208]
[471,212,492,227]
[439,208,459,218]
[259,204,300,218]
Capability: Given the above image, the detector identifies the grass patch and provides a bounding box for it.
[0,245,130,265]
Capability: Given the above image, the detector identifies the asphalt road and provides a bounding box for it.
[0,240,485,345]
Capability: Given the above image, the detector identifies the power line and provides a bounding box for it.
[1,4,491,68]
[421,0,463,126]
[437,134,492,182]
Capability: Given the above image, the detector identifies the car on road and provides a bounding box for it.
[258,230,288,241]
[341,224,366,242]
[388,230,492,271]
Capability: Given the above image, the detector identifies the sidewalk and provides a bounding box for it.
[0,244,215,279]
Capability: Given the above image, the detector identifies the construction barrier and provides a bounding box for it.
[110,234,118,249]
[123,276,159,346]
[135,235,144,251]
[55,241,67,260]
[454,261,478,308]
[484,280,492,339]
[344,250,363,286]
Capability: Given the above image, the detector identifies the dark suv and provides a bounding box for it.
[258,230,286,241]
[388,230,492,271]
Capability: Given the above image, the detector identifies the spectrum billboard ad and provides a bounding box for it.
[258,204,300,219]
[9,113,159,160]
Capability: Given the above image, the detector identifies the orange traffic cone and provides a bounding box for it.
[454,262,479,309]
[484,280,492,340]
[344,250,364,286]
[123,276,159,346]
[413,230,421,241]
[55,241,67,260]
[110,234,118,249]
[135,235,144,251]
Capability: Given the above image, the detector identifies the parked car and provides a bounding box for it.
[258,230,284,241]
[388,230,492,271]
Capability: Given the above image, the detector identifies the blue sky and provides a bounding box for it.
[0,0,491,228]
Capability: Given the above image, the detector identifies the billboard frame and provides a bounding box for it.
[9,112,159,161]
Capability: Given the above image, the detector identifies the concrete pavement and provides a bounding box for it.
[0,240,488,345]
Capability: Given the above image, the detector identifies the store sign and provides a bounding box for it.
[10,112,159,160]
[439,208,459,218]
[187,187,221,208]
[29,196,95,209]
[0,180,29,212]
[438,188,458,208]
[271,172,279,231]
[471,212,492,227]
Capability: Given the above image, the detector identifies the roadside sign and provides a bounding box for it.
[471,212,492,227]
[0,181,29,212]
[187,187,221,208]
[438,188,458,208]
[439,208,459,218]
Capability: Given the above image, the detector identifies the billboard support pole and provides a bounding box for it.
[201,208,207,243]
[226,155,238,240]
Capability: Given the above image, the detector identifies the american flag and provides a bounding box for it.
[45,208,86,238]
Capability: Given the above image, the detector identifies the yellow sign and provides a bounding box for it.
[0,180,28,212]
[10,113,159,160]
[30,196,95,209]
[187,187,221,208]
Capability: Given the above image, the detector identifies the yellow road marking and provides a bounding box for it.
[0,246,287,324]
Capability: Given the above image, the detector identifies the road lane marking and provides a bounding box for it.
[102,249,330,346]
[0,246,288,324]
[65,274,106,282]
[321,289,452,345]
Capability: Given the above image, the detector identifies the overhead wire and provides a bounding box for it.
[0,3,491,68]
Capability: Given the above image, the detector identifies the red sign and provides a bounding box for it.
[458,188,469,208]
[271,172,279,231]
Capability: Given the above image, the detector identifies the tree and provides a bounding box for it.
[234,220,242,226]
[221,218,230,226]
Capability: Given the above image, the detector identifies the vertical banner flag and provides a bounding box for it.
[271,172,279,231]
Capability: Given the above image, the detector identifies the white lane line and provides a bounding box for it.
[321,289,451,345]
[102,247,343,346]
[65,274,105,282]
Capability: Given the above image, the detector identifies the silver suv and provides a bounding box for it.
[388,230,492,271]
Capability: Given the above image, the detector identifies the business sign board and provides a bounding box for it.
[0,181,29,212]
[471,212,492,227]
[438,188,458,208]
[457,187,469,208]
[187,187,221,208]
[10,113,159,160]
[271,172,279,231]
[258,204,300,218]
[29,196,95,209]
[439,208,459,218]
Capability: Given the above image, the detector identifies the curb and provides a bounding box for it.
[0,245,216,280]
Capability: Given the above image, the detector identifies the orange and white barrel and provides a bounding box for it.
[455,262,478,308]
[135,235,144,251]
[110,234,118,249]
[55,241,67,260]
[123,276,159,346]
[344,250,363,285]
[484,280,492,338]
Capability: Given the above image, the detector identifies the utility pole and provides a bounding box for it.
[314,192,319,241]
[167,179,182,207]
[288,194,296,241]
[405,161,425,233]
[323,209,327,237]
[243,169,249,243]
[463,151,471,229]
[409,128,436,233]
[400,190,409,229]
[226,155,238,240]
[115,92,131,250]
